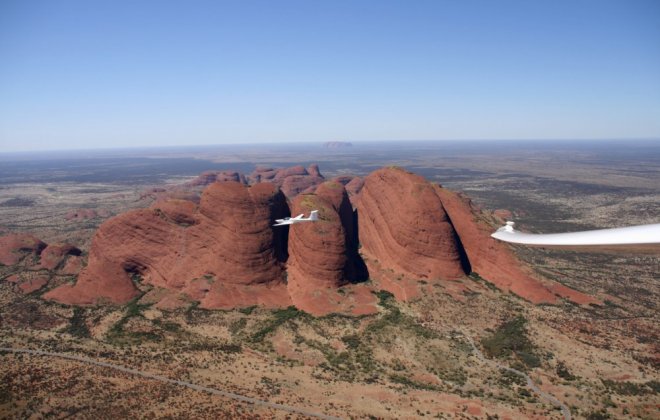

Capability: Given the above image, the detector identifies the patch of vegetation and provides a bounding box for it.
[601,379,659,396]
[106,298,155,344]
[497,368,526,387]
[130,272,143,285]
[64,307,90,338]
[306,333,377,382]
[429,366,468,386]
[238,305,256,315]
[341,334,361,349]
[251,306,308,342]
[556,361,576,380]
[367,290,437,339]
[0,197,35,207]
[389,374,442,391]
[481,315,540,368]
[260,376,281,395]
[188,341,242,353]
[229,318,248,335]
[468,272,499,291]
[585,410,611,420]
[152,319,181,332]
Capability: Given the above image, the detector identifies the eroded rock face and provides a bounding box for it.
[38,244,82,271]
[34,163,594,312]
[248,164,325,198]
[286,181,369,314]
[332,176,364,205]
[187,170,247,187]
[435,189,596,305]
[357,168,468,281]
[0,234,47,266]
[44,182,291,307]
[0,233,82,295]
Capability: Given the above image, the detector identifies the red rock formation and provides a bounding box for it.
[274,165,308,179]
[139,187,200,204]
[435,189,596,305]
[249,167,278,183]
[493,209,513,221]
[38,244,82,271]
[307,164,322,178]
[0,234,46,266]
[60,256,84,275]
[286,181,373,315]
[32,163,593,312]
[44,182,291,307]
[356,168,468,281]
[248,164,325,198]
[279,175,323,197]
[332,176,364,196]
[188,170,246,186]
[18,275,49,294]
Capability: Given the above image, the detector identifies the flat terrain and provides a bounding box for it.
[1,140,658,419]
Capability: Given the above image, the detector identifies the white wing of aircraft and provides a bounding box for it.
[273,210,319,227]
[491,221,660,252]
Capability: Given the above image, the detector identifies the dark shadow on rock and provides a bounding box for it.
[270,189,290,263]
[345,208,369,283]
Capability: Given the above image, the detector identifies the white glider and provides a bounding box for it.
[273,210,319,227]
[491,221,660,252]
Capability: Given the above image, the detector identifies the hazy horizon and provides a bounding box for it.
[2,137,659,158]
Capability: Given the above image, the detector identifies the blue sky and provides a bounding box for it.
[1,0,659,151]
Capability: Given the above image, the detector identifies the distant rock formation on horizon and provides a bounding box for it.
[323,141,352,148]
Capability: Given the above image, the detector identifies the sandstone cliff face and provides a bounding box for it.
[435,188,596,305]
[44,182,291,308]
[356,168,468,281]
[286,181,371,315]
[332,176,364,205]
[286,189,348,312]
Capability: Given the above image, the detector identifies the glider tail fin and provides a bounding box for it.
[309,210,319,221]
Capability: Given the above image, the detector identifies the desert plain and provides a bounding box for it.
[0,140,658,419]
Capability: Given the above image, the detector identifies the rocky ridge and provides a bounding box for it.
[1,165,596,315]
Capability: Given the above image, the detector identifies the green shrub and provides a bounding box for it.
[481,315,540,368]
[65,307,90,338]
[251,306,307,342]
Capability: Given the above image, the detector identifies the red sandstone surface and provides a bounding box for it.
[356,167,467,281]
[44,182,291,307]
[38,244,82,271]
[286,181,375,315]
[0,233,47,266]
[245,165,325,198]
[435,188,597,305]
[18,164,593,313]
[187,170,246,186]
[0,233,83,295]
